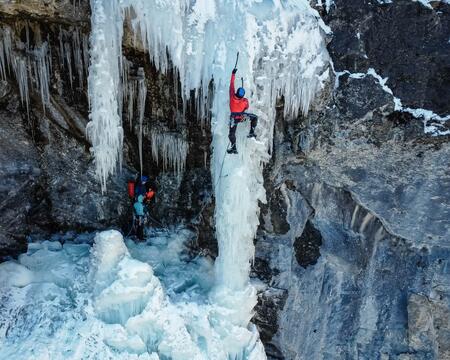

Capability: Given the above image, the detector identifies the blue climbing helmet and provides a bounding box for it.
[140,175,149,183]
[236,87,245,98]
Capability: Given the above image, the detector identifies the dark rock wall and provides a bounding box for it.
[253,1,450,359]
[323,0,450,115]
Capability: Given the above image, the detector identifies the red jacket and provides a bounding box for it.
[229,73,248,117]
[144,189,155,202]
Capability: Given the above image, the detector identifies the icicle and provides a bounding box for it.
[12,56,30,117]
[0,41,4,80]
[47,34,53,76]
[121,56,140,129]
[58,26,65,70]
[64,42,73,89]
[82,33,90,78]
[118,56,129,121]
[0,27,12,80]
[127,81,137,128]
[137,67,146,176]
[150,129,188,175]
[31,42,51,111]
[1,26,50,115]
[72,28,84,89]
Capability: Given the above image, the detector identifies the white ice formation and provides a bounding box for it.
[0,1,332,358]
[86,0,124,191]
[0,229,266,359]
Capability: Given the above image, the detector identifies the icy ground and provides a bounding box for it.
[0,229,266,359]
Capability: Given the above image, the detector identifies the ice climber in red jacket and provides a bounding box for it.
[228,68,258,154]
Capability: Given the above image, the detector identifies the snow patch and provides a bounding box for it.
[376,0,450,9]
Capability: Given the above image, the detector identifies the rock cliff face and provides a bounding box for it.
[253,1,450,359]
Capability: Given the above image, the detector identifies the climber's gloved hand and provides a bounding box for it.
[232,68,237,74]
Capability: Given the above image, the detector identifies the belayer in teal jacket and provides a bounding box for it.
[133,195,145,217]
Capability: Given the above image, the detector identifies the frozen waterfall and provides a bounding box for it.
[86,0,329,304]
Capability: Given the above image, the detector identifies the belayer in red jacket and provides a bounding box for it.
[228,68,258,154]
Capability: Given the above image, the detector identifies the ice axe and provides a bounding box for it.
[233,52,244,88]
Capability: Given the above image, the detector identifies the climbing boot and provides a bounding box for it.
[247,131,256,139]
[227,145,238,154]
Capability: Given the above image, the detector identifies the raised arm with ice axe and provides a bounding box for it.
[227,52,258,154]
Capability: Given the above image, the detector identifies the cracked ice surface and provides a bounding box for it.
[0,229,266,359]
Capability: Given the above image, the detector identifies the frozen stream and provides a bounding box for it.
[0,228,265,359]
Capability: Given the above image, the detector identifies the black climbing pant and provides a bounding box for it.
[228,113,258,148]
[136,215,145,240]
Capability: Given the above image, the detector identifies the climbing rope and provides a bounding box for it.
[194,141,230,223]
[146,213,166,229]
[125,215,136,237]
[216,141,230,190]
